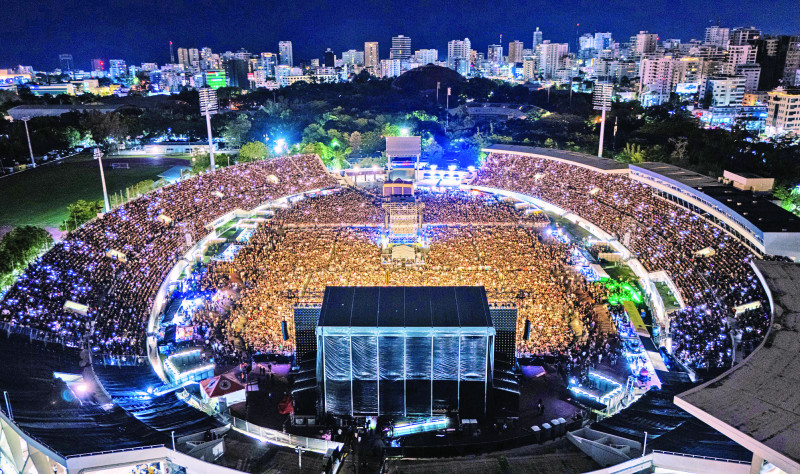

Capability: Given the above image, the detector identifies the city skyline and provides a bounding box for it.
[3,0,797,68]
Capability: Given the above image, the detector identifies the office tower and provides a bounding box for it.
[507,40,524,64]
[59,54,73,72]
[342,50,364,66]
[234,48,251,61]
[279,41,293,67]
[109,60,126,78]
[390,35,411,60]
[414,49,438,65]
[364,42,379,72]
[705,25,731,49]
[177,48,190,68]
[634,31,658,55]
[532,27,543,49]
[224,59,249,88]
[380,59,401,78]
[538,41,568,79]
[92,59,105,71]
[731,27,762,46]
[447,39,471,76]
[487,44,503,64]
[323,49,335,68]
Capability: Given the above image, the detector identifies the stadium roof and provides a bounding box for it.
[482,144,629,173]
[317,286,493,328]
[675,260,800,474]
[632,162,800,233]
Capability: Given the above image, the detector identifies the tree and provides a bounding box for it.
[774,185,800,217]
[616,143,645,163]
[221,114,251,147]
[61,200,104,232]
[80,111,125,147]
[348,131,363,152]
[191,153,231,173]
[238,141,270,162]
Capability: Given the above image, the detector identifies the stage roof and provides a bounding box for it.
[675,260,800,474]
[317,286,493,328]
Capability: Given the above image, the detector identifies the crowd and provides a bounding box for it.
[474,153,771,369]
[0,150,774,371]
[0,155,337,354]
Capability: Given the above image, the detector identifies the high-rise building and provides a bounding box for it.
[224,59,250,89]
[447,39,471,77]
[279,41,293,67]
[390,35,411,60]
[755,35,797,90]
[364,42,379,71]
[188,48,200,67]
[705,25,731,49]
[342,50,364,66]
[258,52,278,77]
[784,38,800,86]
[726,44,757,74]
[323,49,336,68]
[523,55,537,81]
[414,49,438,65]
[704,75,745,107]
[634,31,658,55]
[532,27,543,49]
[594,33,614,52]
[734,63,761,92]
[507,40,524,64]
[487,44,503,64]
[59,54,73,72]
[177,48,190,68]
[639,56,676,106]
[109,60,127,79]
[731,27,762,46]
[766,88,800,135]
[380,59,401,78]
[538,41,568,80]
[91,59,105,72]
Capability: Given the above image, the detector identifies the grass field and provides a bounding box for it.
[0,155,187,229]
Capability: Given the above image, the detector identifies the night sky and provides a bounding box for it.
[4,0,797,69]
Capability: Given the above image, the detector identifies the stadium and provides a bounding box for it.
[1,143,799,474]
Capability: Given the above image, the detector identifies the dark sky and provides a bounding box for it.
[4,0,798,69]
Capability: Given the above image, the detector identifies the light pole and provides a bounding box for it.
[21,116,35,167]
[445,87,451,133]
[199,87,219,171]
[593,81,613,158]
[95,148,111,213]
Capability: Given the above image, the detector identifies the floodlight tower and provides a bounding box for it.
[593,81,613,158]
[199,87,218,171]
[20,116,35,167]
[94,147,111,213]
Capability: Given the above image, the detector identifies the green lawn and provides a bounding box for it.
[0,156,185,229]
[654,281,681,311]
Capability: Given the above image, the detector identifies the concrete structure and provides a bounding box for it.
[634,31,658,55]
[766,88,800,135]
[538,41,569,80]
[364,41,379,71]
[507,40,524,64]
[676,260,800,474]
[705,75,745,107]
[447,38,471,77]
[380,59,401,78]
[390,35,411,60]
[704,25,730,49]
[722,170,774,192]
[629,162,800,258]
[7,103,129,119]
[278,41,293,67]
[532,27,543,49]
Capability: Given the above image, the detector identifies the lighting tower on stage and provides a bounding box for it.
[199,87,218,171]
[593,81,613,158]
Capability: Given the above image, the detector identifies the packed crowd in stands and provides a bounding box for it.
[0,150,774,372]
[0,155,337,354]
[474,152,771,369]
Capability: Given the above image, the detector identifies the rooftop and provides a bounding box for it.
[675,260,800,474]
[317,286,493,328]
[483,144,629,173]
[632,163,800,233]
